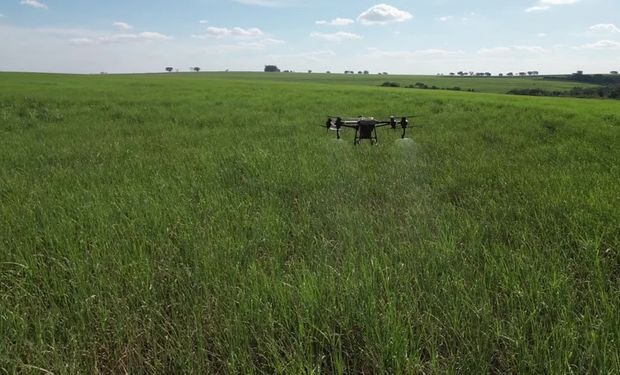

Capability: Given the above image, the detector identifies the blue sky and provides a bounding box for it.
[1,0,619,74]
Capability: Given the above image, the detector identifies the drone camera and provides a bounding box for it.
[400,117,409,129]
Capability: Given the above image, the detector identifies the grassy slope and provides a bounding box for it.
[0,72,619,373]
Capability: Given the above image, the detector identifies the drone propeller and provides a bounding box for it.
[399,117,409,139]
[389,116,397,129]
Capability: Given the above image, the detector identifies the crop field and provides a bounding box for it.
[1,72,619,373]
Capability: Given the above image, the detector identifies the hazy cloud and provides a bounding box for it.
[193,26,264,38]
[437,16,454,22]
[366,47,463,58]
[113,22,133,31]
[191,25,283,52]
[70,32,173,45]
[525,0,580,12]
[316,18,355,26]
[310,31,361,42]
[525,5,550,12]
[232,0,299,7]
[20,0,48,9]
[576,40,620,49]
[589,24,620,33]
[479,45,547,54]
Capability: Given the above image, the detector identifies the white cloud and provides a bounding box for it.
[199,20,209,24]
[70,32,172,45]
[310,31,361,42]
[525,0,580,12]
[576,40,620,50]
[537,32,548,37]
[112,22,133,31]
[20,0,48,9]
[315,18,355,26]
[0,13,5,18]
[357,4,412,25]
[195,26,264,38]
[589,24,620,33]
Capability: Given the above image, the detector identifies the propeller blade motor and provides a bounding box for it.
[335,117,343,130]
[325,118,334,130]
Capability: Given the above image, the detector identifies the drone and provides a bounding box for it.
[324,115,412,145]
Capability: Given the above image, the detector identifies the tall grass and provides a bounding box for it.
[0,73,618,373]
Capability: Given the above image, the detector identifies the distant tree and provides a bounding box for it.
[364,70,369,75]
[450,72,455,76]
[308,70,312,73]
[575,70,584,75]
[264,65,280,72]
[193,67,201,72]
[457,71,464,76]
[326,71,331,74]
[165,67,173,72]
[506,72,514,76]
[519,72,527,76]
[611,71,619,75]
[382,72,388,75]
[357,71,363,74]
[499,73,504,77]
[485,72,491,77]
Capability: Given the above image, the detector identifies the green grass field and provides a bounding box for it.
[196,72,600,94]
[1,72,619,373]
